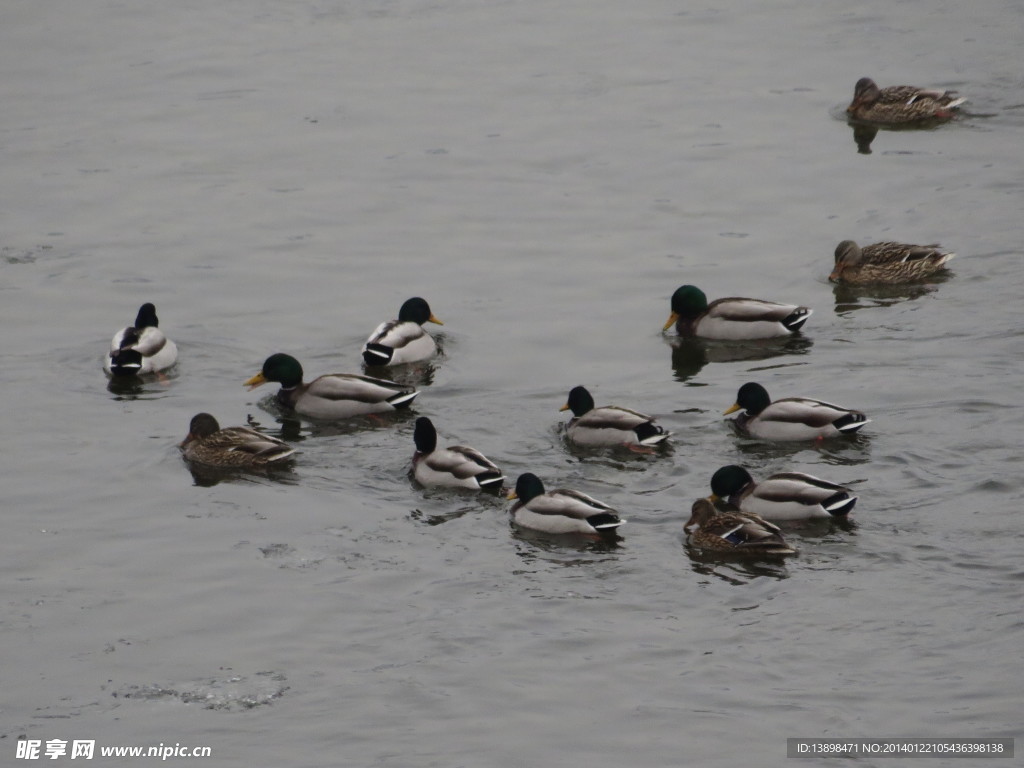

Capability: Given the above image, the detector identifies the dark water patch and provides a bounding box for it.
[730,433,873,466]
[3,244,51,264]
[666,336,814,383]
[182,460,298,489]
[684,552,792,584]
[831,281,946,312]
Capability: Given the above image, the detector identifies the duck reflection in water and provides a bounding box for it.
[847,117,961,156]
[850,122,878,154]
[667,336,813,383]
[832,281,942,314]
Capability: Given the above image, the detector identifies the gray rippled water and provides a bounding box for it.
[2,1,1022,766]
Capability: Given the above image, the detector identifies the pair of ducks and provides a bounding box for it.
[684,461,859,556]
[104,296,441,380]
[560,381,868,448]
[662,240,954,342]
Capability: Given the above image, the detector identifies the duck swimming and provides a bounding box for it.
[725,382,869,441]
[830,240,955,284]
[846,77,965,125]
[245,353,418,419]
[412,416,504,491]
[362,297,443,367]
[103,303,177,376]
[663,285,811,340]
[507,473,624,535]
[561,385,671,449]
[709,464,856,520]
[685,498,795,555]
[179,413,296,468]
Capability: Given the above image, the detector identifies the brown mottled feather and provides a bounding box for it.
[180,413,295,468]
[684,499,795,555]
[846,77,965,125]
[831,240,955,284]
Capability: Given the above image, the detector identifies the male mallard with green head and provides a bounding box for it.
[412,416,504,492]
[709,465,856,520]
[725,382,869,441]
[560,385,671,449]
[246,353,418,419]
[362,297,443,367]
[507,473,624,535]
[104,303,178,377]
[663,285,811,340]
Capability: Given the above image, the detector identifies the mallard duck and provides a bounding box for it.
[362,297,443,366]
[179,412,296,468]
[831,240,955,284]
[412,416,504,491]
[725,382,869,440]
[245,353,419,419]
[709,465,856,520]
[846,77,966,124]
[663,285,811,340]
[103,303,178,376]
[507,473,624,535]
[685,498,795,555]
[560,385,671,448]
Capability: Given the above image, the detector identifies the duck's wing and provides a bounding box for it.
[762,398,861,428]
[701,512,793,551]
[707,297,804,322]
[425,445,502,479]
[530,488,622,527]
[575,405,655,431]
[211,427,294,457]
[366,320,427,349]
[309,373,417,404]
[757,472,850,503]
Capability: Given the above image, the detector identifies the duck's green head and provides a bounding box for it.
[399,297,443,326]
[725,382,771,416]
[134,302,159,329]
[709,465,754,500]
[664,285,709,330]
[561,385,595,417]
[245,353,304,390]
[508,472,545,503]
[413,416,438,454]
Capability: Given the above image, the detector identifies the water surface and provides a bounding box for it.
[2,1,1022,766]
